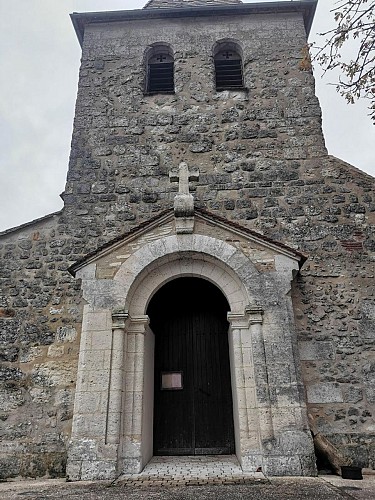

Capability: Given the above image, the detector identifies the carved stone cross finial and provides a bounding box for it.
[169,162,199,196]
[169,162,199,234]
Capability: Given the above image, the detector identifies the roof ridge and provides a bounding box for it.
[144,0,243,9]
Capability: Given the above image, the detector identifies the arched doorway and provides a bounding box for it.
[147,277,235,456]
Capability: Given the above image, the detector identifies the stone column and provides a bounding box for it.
[248,306,274,445]
[120,315,149,474]
[228,306,267,472]
[106,310,128,445]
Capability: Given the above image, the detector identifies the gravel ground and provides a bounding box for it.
[1,476,375,500]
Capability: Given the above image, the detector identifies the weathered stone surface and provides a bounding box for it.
[306,383,344,404]
[0,0,374,480]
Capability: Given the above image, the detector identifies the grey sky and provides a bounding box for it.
[0,0,373,232]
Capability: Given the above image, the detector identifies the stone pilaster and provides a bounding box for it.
[120,315,149,474]
[228,306,266,472]
[106,310,128,445]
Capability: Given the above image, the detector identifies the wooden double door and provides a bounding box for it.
[148,278,235,456]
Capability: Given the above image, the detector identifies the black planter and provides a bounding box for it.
[341,466,363,480]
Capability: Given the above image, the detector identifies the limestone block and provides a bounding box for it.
[226,250,249,273]
[268,363,291,385]
[74,391,105,414]
[126,334,137,353]
[233,347,242,365]
[242,346,254,367]
[73,413,107,437]
[263,455,304,476]
[124,391,143,409]
[47,345,64,358]
[105,412,122,436]
[90,330,112,351]
[299,341,335,360]
[67,438,98,461]
[121,436,142,459]
[83,280,119,309]
[245,387,257,406]
[0,388,24,411]
[82,310,111,333]
[97,442,119,460]
[80,460,116,480]
[76,263,96,280]
[240,330,253,349]
[78,348,106,369]
[19,346,43,363]
[237,389,248,410]
[121,457,142,474]
[241,432,261,452]
[241,454,263,473]
[234,367,245,388]
[79,369,110,392]
[274,254,299,276]
[65,461,82,481]
[277,430,315,456]
[33,361,77,388]
[306,383,344,403]
[56,325,77,343]
[243,369,256,388]
[238,408,251,432]
[274,384,302,407]
[253,363,268,386]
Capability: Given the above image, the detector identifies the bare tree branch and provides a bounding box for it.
[311,0,375,123]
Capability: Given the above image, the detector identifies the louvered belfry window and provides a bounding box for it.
[215,49,244,91]
[147,51,174,93]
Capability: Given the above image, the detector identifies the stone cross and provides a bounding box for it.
[169,162,199,234]
[169,161,199,196]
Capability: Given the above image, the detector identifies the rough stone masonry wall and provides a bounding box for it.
[0,10,374,478]
[0,214,85,478]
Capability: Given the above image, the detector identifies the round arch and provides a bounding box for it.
[114,234,261,315]
[125,252,250,317]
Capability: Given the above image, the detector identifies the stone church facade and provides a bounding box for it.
[0,0,374,480]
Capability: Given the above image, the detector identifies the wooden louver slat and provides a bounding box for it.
[215,59,243,90]
[148,62,174,93]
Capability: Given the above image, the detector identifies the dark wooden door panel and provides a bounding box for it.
[150,278,235,456]
[194,311,234,454]
[153,313,194,454]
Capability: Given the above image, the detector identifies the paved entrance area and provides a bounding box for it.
[116,455,265,486]
[1,475,375,500]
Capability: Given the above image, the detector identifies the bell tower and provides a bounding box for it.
[66,0,321,480]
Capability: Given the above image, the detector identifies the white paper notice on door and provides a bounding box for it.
[161,371,183,390]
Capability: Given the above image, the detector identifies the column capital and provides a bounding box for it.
[246,305,264,325]
[127,314,150,334]
[228,305,264,328]
[112,309,129,329]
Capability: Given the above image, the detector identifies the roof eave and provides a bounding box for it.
[71,1,318,47]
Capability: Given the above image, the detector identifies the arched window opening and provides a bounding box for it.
[214,46,244,91]
[146,47,174,94]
